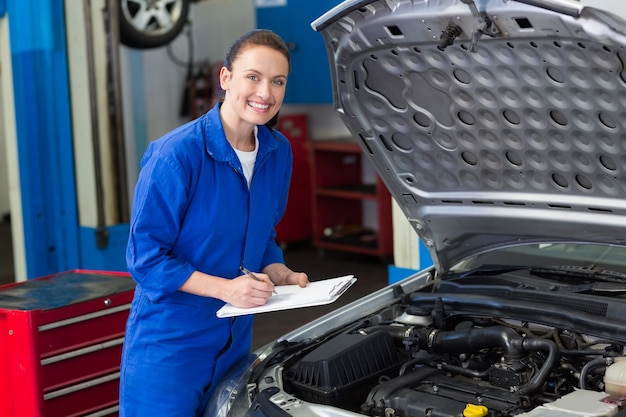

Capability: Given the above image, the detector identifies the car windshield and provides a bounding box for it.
[451,243,626,276]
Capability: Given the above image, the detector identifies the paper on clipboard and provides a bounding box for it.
[216,274,357,318]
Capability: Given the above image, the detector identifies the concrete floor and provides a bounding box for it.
[0,221,390,349]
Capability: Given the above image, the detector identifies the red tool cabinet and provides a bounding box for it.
[0,270,135,417]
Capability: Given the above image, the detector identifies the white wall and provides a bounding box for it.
[0,23,9,218]
[0,78,8,218]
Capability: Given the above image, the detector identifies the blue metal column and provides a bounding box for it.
[6,0,80,278]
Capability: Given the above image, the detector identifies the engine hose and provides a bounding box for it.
[429,326,526,359]
[358,325,411,341]
[579,358,608,390]
[428,326,558,395]
[518,338,559,395]
[398,357,430,376]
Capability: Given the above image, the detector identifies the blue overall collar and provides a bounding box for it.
[202,103,278,167]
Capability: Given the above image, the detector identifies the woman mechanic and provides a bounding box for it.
[120,29,309,416]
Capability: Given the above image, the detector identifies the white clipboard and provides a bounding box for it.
[216,274,357,318]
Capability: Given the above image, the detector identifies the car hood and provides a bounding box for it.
[312,0,626,273]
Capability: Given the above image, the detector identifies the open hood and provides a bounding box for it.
[312,0,626,273]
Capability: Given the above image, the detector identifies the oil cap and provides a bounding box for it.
[463,404,488,417]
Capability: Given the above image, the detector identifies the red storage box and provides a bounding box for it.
[0,270,135,417]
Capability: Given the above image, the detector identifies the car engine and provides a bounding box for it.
[274,286,626,417]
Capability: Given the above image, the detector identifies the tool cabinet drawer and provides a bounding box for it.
[0,270,135,417]
[38,294,131,358]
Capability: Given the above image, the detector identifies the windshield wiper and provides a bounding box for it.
[449,264,626,295]
[453,264,626,283]
[530,264,626,284]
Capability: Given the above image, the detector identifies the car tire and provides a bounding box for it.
[119,0,191,49]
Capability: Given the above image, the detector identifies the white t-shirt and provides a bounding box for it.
[233,126,259,189]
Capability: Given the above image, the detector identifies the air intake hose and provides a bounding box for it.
[422,326,558,395]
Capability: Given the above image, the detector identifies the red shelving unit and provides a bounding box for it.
[275,114,312,246]
[308,140,393,259]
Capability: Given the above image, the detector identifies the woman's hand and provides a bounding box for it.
[284,271,309,287]
[223,273,276,308]
[263,263,309,288]
[178,270,275,308]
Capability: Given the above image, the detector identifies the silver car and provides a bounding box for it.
[205,1,626,416]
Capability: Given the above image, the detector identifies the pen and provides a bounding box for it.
[240,266,278,294]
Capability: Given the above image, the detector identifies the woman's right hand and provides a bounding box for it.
[178,270,275,307]
[222,273,275,308]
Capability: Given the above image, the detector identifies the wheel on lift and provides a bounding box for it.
[119,0,192,49]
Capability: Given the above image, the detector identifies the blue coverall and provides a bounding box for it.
[120,103,293,416]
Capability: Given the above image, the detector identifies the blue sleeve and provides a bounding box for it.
[126,146,196,302]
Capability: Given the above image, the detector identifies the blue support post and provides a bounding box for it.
[7,0,80,278]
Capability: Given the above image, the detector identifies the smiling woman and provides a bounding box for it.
[119,0,197,49]
[119,29,308,417]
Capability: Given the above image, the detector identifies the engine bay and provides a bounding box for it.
[257,280,626,417]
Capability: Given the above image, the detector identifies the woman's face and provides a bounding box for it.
[220,45,289,127]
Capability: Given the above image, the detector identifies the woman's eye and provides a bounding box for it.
[247,75,258,81]
[273,79,285,86]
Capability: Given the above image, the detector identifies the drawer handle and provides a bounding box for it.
[83,405,119,417]
[38,303,131,332]
[43,372,120,400]
[41,337,124,365]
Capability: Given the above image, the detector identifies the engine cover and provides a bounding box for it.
[284,331,406,409]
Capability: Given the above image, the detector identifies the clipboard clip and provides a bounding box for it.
[330,279,354,297]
